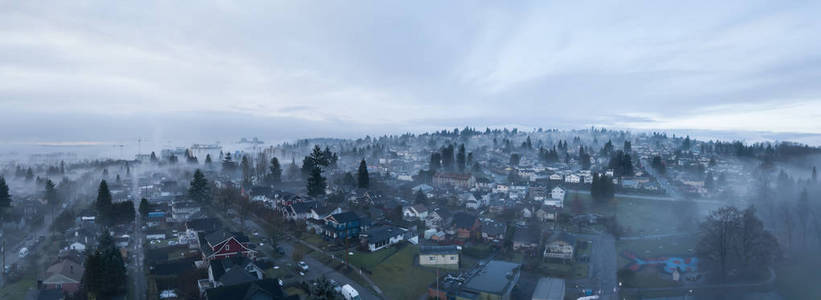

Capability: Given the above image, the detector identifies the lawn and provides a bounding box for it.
[567,191,712,235]
[346,246,400,270]
[0,274,36,300]
[775,253,821,300]
[369,245,437,300]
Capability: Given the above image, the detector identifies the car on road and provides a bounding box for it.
[298,261,309,271]
[339,284,360,300]
[18,247,29,258]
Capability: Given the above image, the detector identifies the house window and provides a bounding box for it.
[450,256,455,261]
[429,256,435,261]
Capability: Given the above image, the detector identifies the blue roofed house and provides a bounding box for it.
[323,212,361,240]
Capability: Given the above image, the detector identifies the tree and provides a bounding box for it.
[222,152,236,172]
[83,230,127,298]
[579,146,591,170]
[509,153,521,166]
[414,190,428,205]
[241,155,253,186]
[45,179,58,212]
[96,180,112,219]
[456,144,466,171]
[591,174,615,202]
[189,169,211,203]
[205,154,213,165]
[139,198,150,218]
[429,152,442,172]
[357,159,369,189]
[307,276,342,300]
[150,151,158,162]
[287,158,300,181]
[813,166,817,182]
[696,206,779,282]
[269,157,282,184]
[25,167,34,181]
[797,188,809,248]
[0,176,11,216]
[607,150,634,177]
[306,167,327,197]
[651,155,666,174]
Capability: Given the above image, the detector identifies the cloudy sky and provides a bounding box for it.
[2,1,821,145]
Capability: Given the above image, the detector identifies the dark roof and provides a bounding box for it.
[186,217,223,233]
[289,201,318,214]
[547,231,576,245]
[204,279,296,300]
[249,186,274,197]
[419,245,460,255]
[37,288,63,300]
[481,221,506,236]
[364,226,404,243]
[149,257,197,276]
[328,211,360,224]
[219,267,257,286]
[451,212,477,230]
[513,226,541,244]
[463,260,521,295]
[204,231,250,248]
[311,206,337,217]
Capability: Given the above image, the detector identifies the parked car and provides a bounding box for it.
[298,261,309,271]
[339,284,360,300]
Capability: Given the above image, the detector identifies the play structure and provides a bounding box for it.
[622,251,697,274]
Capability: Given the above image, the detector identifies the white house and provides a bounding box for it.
[549,174,563,181]
[418,245,460,270]
[564,174,581,184]
[544,187,565,208]
[403,205,429,220]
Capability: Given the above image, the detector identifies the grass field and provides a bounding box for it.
[775,253,821,300]
[567,191,712,235]
[346,246,400,269]
[0,274,36,300]
[369,245,437,300]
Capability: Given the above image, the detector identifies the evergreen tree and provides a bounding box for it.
[269,157,282,184]
[25,167,34,181]
[813,166,817,182]
[0,177,11,217]
[591,174,615,202]
[205,154,213,165]
[456,144,466,172]
[189,169,210,203]
[357,159,370,189]
[139,198,150,217]
[150,151,158,162]
[306,167,327,197]
[414,190,428,205]
[429,152,442,172]
[623,140,632,153]
[45,179,58,209]
[241,155,253,185]
[222,152,236,171]
[96,180,112,218]
[287,158,300,181]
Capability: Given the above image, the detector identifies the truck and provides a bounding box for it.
[339,284,360,300]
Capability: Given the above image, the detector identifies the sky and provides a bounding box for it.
[2,1,821,145]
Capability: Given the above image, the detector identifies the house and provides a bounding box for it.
[535,206,558,222]
[513,226,541,252]
[531,277,565,300]
[361,226,405,252]
[203,278,297,300]
[461,260,521,300]
[324,212,361,240]
[433,172,476,189]
[544,232,576,261]
[171,201,202,221]
[403,204,429,220]
[544,187,565,208]
[481,220,506,243]
[419,245,460,270]
[310,206,341,221]
[549,174,562,181]
[425,209,451,229]
[283,201,318,221]
[564,174,580,184]
[201,231,256,261]
[450,212,479,239]
[208,256,264,287]
[42,259,84,295]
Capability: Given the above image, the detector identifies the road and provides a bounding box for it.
[230,216,381,299]
[276,241,379,300]
[640,157,685,200]
[567,189,725,205]
[576,233,618,300]
[129,199,147,300]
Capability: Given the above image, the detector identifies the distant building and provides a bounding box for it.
[433,172,476,189]
[418,245,460,270]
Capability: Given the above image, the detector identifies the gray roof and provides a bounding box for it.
[463,260,520,295]
[531,277,565,300]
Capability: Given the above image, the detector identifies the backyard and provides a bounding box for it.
[367,244,438,300]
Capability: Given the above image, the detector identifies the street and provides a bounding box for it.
[575,233,618,300]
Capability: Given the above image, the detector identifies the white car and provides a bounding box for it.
[298,261,309,271]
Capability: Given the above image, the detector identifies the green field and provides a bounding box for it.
[0,274,36,300]
[369,245,437,300]
[775,253,821,300]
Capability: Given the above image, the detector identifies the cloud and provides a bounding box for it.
[1,0,820,144]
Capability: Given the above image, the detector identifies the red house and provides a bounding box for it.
[42,259,84,295]
[201,230,256,261]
